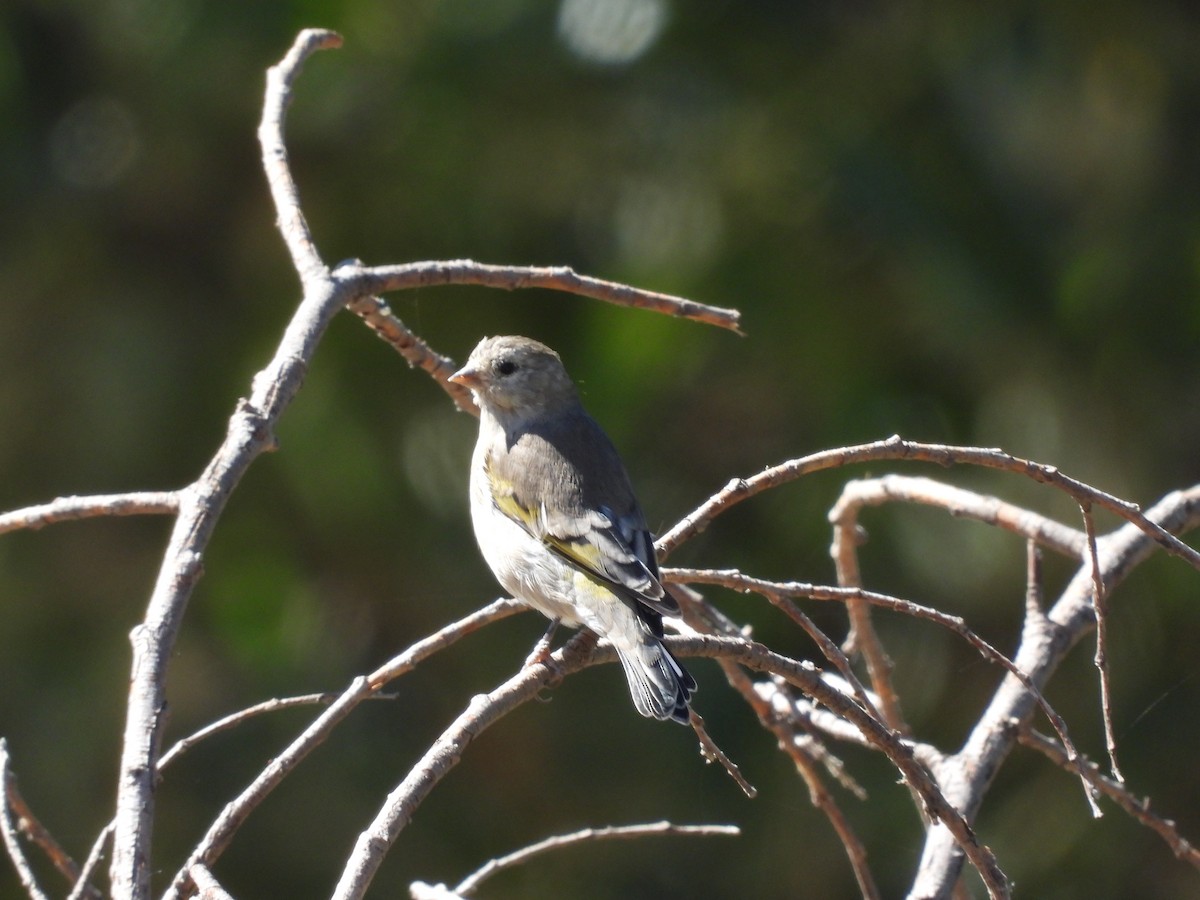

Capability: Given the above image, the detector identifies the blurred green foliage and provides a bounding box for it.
[1,1,1199,897]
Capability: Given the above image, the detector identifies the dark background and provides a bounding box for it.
[2,2,1199,897]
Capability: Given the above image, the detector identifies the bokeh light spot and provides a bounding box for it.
[49,96,140,189]
[556,0,668,66]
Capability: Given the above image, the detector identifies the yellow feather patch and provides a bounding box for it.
[544,535,604,571]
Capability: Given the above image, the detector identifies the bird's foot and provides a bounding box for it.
[523,618,560,668]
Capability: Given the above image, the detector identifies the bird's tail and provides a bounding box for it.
[615,632,696,724]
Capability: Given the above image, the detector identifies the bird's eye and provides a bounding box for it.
[496,359,518,376]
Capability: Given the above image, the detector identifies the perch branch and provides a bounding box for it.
[332,633,1010,900]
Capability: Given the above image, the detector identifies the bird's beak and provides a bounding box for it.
[448,363,481,389]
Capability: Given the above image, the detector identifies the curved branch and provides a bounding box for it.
[657,437,1200,574]
[826,473,1088,735]
[161,599,521,900]
[258,29,343,278]
[829,474,1088,559]
[444,821,740,897]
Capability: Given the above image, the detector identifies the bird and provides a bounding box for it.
[449,335,696,724]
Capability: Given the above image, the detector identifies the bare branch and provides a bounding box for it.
[0,739,51,900]
[162,599,522,900]
[366,598,525,688]
[910,485,1200,896]
[830,475,1089,559]
[331,632,599,900]
[826,474,1088,735]
[829,497,906,734]
[666,567,1096,819]
[441,821,740,897]
[687,636,1010,898]
[111,30,349,900]
[657,438,1200,574]
[348,260,743,334]
[258,29,343,277]
[1082,503,1123,784]
[0,492,179,535]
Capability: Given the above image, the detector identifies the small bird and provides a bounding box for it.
[449,335,695,724]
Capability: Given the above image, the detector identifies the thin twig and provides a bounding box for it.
[445,821,740,896]
[646,584,877,887]
[0,492,179,535]
[0,739,51,900]
[1082,503,1123,784]
[158,691,398,771]
[1025,540,1045,619]
[350,260,743,334]
[689,708,757,797]
[342,293,477,414]
[2,755,100,897]
[762,588,883,724]
[725,665,879,898]
[1019,729,1200,870]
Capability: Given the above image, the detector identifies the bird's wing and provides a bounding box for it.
[484,415,680,618]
